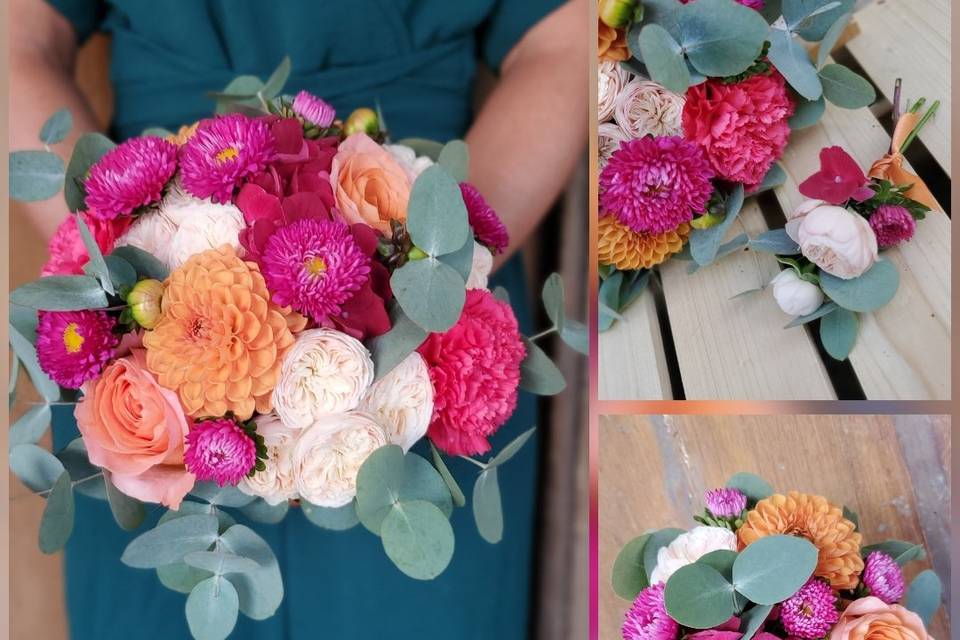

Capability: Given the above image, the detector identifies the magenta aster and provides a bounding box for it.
[292,90,336,128]
[184,418,258,486]
[869,204,916,248]
[84,137,177,220]
[179,114,277,203]
[460,182,509,254]
[622,583,679,640]
[705,488,747,518]
[261,218,371,323]
[862,551,906,604]
[600,136,715,235]
[35,310,119,389]
[780,578,840,639]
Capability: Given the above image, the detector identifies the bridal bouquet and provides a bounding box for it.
[9,59,583,639]
[612,473,944,640]
[597,0,877,328]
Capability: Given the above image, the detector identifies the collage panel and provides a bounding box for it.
[599,414,951,640]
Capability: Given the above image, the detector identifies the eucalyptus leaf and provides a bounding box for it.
[789,96,827,129]
[100,255,138,290]
[56,438,106,500]
[406,166,470,256]
[40,108,73,145]
[430,443,466,508]
[190,482,257,508]
[817,12,852,67]
[9,322,60,402]
[110,245,170,281]
[355,445,407,534]
[105,472,146,531]
[399,453,454,518]
[749,229,800,255]
[784,0,853,41]
[767,26,823,100]
[644,528,685,582]
[820,260,899,312]
[437,235,475,283]
[732,535,819,604]
[391,258,466,333]
[158,562,213,595]
[240,498,289,525]
[261,56,291,99]
[598,271,624,332]
[185,577,239,640]
[184,550,260,575]
[218,525,284,620]
[472,467,503,544]
[75,214,114,294]
[819,307,858,360]
[843,506,860,531]
[518,338,566,395]
[664,563,736,629]
[9,150,65,201]
[9,443,65,493]
[819,63,877,109]
[726,472,774,502]
[395,138,444,161]
[437,140,469,183]
[739,604,775,640]
[161,501,236,534]
[612,534,651,599]
[302,500,360,531]
[676,0,769,77]
[39,471,74,554]
[369,306,428,382]
[861,540,926,565]
[121,514,219,568]
[11,275,108,311]
[638,24,690,94]
[380,500,455,580]
[487,427,536,469]
[9,404,52,447]
[785,301,838,328]
[904,569,942,626]
[142,127,174,138]
[65,133,115,211]
[756,163,788,193]
[690,184,745,266]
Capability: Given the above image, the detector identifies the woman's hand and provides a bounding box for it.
[465,0,589,268]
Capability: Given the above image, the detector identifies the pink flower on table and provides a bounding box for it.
[184,417,259,487]
[600,136,715,235]
[418,289,526,457]
[36,310,119,389]
[460,182,509,254]
[84,137,178,220]
[292,91,336,128]
[42,212,131,276]
[179,114,277,203]
[869,205,916,248]
[705,487,748,518]
[862,551,906,604]
[621,583,679,640]
[683,73,794,190]
[781,578,840,639]
[799,146,874,205]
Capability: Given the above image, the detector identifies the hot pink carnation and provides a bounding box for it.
[184,418,258,487]
[42,212,131,276]
[292,91,336,128]
[622,583,679,640]
[683,73,794,190]
[179,114,277,203]
[418,289,526,456]
[460,182,509,254]
[780,578,840,639]
[869,205,916,248]
[84,136,177,220]
[862,551,906,604]
[600,136,715,234]
[36,310,119,389]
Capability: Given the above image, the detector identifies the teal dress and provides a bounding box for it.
[45,1,559,637]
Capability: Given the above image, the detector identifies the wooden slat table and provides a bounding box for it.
[599,415,951,640]
[599,2,951,400]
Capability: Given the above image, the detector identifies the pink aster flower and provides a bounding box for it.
[292,91,336,128]
[622,583,679,640]
[780,578,840,639]
[84,137,178,220]
[683,73,794,190]
[599,136,715,235]
[869,204,916,248]
[460,182,509,254]
[179,114,277,203]
[42,212,131,276]
[184,417,258,487]
[705,488,748,518]
[36,310,119,389]
[418,289,526,457]
[862,551,906,604]
[261,218,372,324]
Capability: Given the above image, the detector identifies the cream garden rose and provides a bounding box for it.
[786,200,878,279]
[272,328,375,430]
[771,269,824,316]
[384,144,435,182]
[291,411,388,507]
[466,242,493,290]
[238,414,298,505]
[359,352,434,452]
[599,122,630,170]
[163,195,245,269]
[115,211,179,269]
[649,526,738,585]
[598,60,627,122]
[613,79,685,139]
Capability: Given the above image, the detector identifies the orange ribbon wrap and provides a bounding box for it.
[868,111,939,211]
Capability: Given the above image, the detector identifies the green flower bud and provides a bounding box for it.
[599,0,639,29]
[343,108,380,136]
[407,247,428,261]
[127,279,165,329]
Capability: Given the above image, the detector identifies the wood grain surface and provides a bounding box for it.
[598,415,951,640]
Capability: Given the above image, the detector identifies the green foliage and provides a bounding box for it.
[749,229,799,255]
[819,63,876,109]
[430,444,466,508]
[849,179,930,221]
[732,535,819,604]
[768,26,822,100]
[368,306,426,382]
[406,165,470,256]
[472,467,503,544]
[39,108,73,145]
[819,307,858,360]
[819,259,899,312]
[65,133,115,211]
[216,524,285,620]
[783,0,853,42]
[380,500,455,580]
[690,184,745,266]
[11,275,108,311]
[739,604,775,640]
[785,300,838,328]
[9,404,52,447]
[395,138,444,161]
[9,150,65,201]
[186,577,240,640]
[57,438,106,500]
[76,214,115,294]
[789,96,827,129]
[39,471,74,554]
[612,534,651,599]
[436,140,469,183]
[861,540,927,565]
[121,514,220,569]
[664,563,736,628]
[817,11,852,67]
[189,482,257,508]
[726,472,774,503]
[261,57,291,99]
[518,338,566,395]
[488,427,536,469]
[105,472,146,531]
[240,499,289,525]
[301,501,360,531]
[9,443,65,492]
[110,245,171,280]
[541,273,589,355]
[674,0,770,78]
[390,258,466,333]
[184,550,260,575]
[638,24,690,93]
[904,569,942,626]
[643,528,684,581]
[9,320,60,402]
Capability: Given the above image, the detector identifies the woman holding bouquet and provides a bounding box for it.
[9,0,587,637]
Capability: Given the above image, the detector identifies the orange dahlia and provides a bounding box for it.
[738,491,864,590]
[598,216,690,270]
[599,21,630,62]
[143,245,307,420]
[167,122,199,147]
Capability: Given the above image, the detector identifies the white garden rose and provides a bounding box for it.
[649,526,738,585]
[272,328,375,430]
[771,269,824,317]
[115,211,179,268]
[359,353,434,452]
[292,411,388,507]
[466,242,493,290]
[238,414,298,505]
[613,79,685,139]
[598,122,630,171]
[598,60,627,122]
[786,201,878,279]
[163,196,245,269]
[384,144,435,182]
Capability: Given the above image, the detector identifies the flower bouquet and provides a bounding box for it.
[596,0,877,329]
[612,473,944,640]
[8,58,584,639]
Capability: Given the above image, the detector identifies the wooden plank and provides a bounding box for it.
[599,415,951,640]
[774,96,951,399]
[658,201,836,400]
[599,292,673,399]
[846,0,951,173]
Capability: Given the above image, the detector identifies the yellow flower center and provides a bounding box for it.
[215,147,239,163]
[62,323,85,354]
[304,257,327,276]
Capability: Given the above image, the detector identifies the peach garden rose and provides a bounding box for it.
[330,133,411,236]
[830,597,933,640]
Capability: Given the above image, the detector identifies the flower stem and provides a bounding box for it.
[528,327,557,342]
[900,100,940,154]
[459,455,487,470]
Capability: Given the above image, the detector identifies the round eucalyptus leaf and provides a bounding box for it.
[612,534,651,600]
[739,603,775,640]
[101,255,138,290]
[519,338,566,395]
[391,258,466,333]
[369,306,428,382]
[9,322,61,403]
[65,132,115,211]
[190,482,257,508]
[39,471,75,554]
[158,562,212,594]
[381,500,455,580]
[789,96,827,130]
[784,0,853,41]
[218,524,284,620]
[819,63,876,109]
[819,307,858,360]
[104,472,146,531]
[161,500,236,534]
[437,235,475,282]
[767,27,823,100]
[472,467,503,544]
[676,0,769,77]
[817,11,852,67]
[9,150,65,202]
[355,444,406,534]
[541,273,565,331]
[302,500,360,531]
[11,275,108,311]
[185,577,239,640]
[121,514,220,569]
[239,498,289,524]
[820,259,899,312]
[904,569,942,626]
[110,245,170,281]
[406,165,469,256]
[437,139,469,183]
[56,438,106,500]
[664,563,737,629]
[39,108,73,145]
[10,443,65,493]
[10,404,52,447]
[643,528,685,582]
[698,549,738,579]
[184,550,261,575]
[400,453,453,518]
[262,56,291,99]
[726,472,774,502]
[733,535,819,604]
[638,24,690,94]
